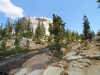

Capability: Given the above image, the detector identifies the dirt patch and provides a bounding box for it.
[22,53,49,68]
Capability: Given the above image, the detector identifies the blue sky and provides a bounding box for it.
[0,0,100,34]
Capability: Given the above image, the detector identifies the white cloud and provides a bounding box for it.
[0,0,24,19]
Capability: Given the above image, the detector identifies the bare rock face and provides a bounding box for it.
[14,68,27,75]
[78,59,91,65]
[67,70,84,75]
[28,69,44,75]
[42,66,64,75]
[78,64,84,69]
[25,17,53,36]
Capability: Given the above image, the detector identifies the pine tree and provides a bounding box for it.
[97,30,100,36]
[92,30,95,37]
[6,18,12,38]
[14,37,19,47]
[80,33,85,40]
[41,21,45,37]
[20,17,26,31]
[76,32,79,41]
[15,19,21,36]
[48,14,66,61]
[35,23,42,39]
[26,40,29,50]
[1,40,6,50]
[96,0,100,8]
[65,29,71,42]
[71,30,75,41]
[83,14,90,40]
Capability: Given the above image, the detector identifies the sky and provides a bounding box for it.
[0,0,100,34]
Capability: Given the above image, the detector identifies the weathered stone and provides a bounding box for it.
[28,69,44,75]
[93,52,100,55]
[67,56,82,61]
[71,44,81,51]
[67,70,84,75]
[85,54,100,59]
[42,66,64,75]
[64,52,77,58]
[83,59,91,65]
[25,17,52,36]
[78,65,84,69]
[77,59,83,62]
[72,61,79,64]
[80,63,90,67]
[72,64,78,67]
[14,68,27,75]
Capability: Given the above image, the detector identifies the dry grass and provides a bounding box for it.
[63,42,79,56]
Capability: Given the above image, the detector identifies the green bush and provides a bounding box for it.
[0,40,6,50]
[0,46,28,57]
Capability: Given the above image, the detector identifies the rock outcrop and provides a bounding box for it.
[42,66,64,75]
[25,17,52,36]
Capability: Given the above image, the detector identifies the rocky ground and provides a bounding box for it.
[65,41,100,75]
[0,47,49,75]
[1,40,100,75]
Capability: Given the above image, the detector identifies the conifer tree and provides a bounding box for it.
[48,14,66,61]
[83,14,90,40]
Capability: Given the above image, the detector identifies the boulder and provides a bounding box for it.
[77,59,83,62]
[72,61,79,64]
[64,52,77,58]
[67,70,84,75]
[85,54,100,59]
[71,44,81,51]
[80,63,90,67]
[93,52,100,55]
[42,66,64,75]
[67,56,82,61]
[72,64,78,67]
[78,64,84,69]
[78,59,91,65]
[83,59,91,65]
[14,68,27,75]
[28,69,44,75]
